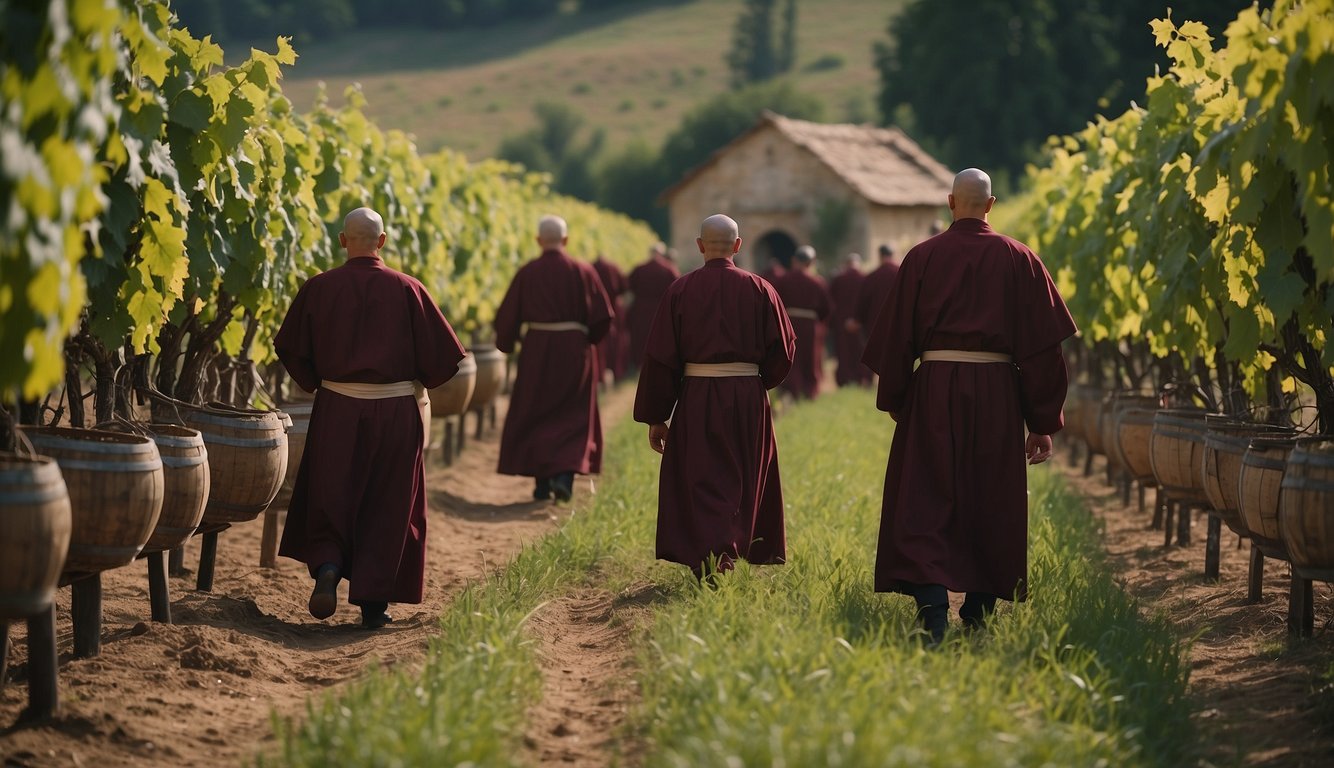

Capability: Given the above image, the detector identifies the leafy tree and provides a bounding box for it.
[874,0,1258,181]
[498,101,604,201]
[659,79,822,179]
[726,0,797,89]
[596,140,671,236]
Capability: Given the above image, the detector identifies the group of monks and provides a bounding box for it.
[274,167,1076,644]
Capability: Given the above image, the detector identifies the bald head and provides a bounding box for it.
[697,214,741,261]
[949,168,995,220]
[793,245,816,270]
[340,207,387,256]
[538,215,568,249]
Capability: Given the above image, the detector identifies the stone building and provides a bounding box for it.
[659,111,953,272]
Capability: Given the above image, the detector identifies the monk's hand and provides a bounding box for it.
[648,423,669,455]
[1025,433,1054,465]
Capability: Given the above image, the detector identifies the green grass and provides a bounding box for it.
[276,0,906,160]
[269,387,1198,766]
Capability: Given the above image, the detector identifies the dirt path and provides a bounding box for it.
[1058,457,1334,767]
[0,385,634,767]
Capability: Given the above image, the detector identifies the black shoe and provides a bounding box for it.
[359,601,392,629]
[917,604,949,647]
[308,564,340,620]
[551,472,575,502]
[533,477,552,501]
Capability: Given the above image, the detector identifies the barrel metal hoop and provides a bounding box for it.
[1281,477,1334,493]
[0,460,63,485]
[0,487,70,504]
[161,454,207,469]
[25,433,157,456]
[186,411,280,430]
[54,458,163,473]
[153,434,204,449]
[198,433,286,449]
[1243,455,1289,471]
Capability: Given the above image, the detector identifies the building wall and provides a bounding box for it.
[666,125,868,273]
[665,126,946,274]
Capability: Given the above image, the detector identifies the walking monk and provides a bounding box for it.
[634,214,796,579]
[592,252,630,383]
[275,207,467,628]
[773,245,832,400]
[862,169,1077,644]
[495,215,613,502]
[853,244,900,335]
[626,242,679,370]
[829,252,871,386]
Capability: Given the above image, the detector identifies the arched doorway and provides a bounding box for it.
[751,230,798,271]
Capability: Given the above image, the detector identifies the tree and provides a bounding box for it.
[726,0,796,89]
[874,0,1259,180]
[659,79,822,179]
[498,101,604,201]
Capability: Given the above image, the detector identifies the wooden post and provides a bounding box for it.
[1204,515,1221,581]
[169,544,187,577]
[454,414,466,455]
[72,573,101,658]
[1137,483,1146,515]
[1287,574,1314,637]
[24,605,58,721]
[147,552,172,623]
[1162,501,1175,546]
[474,408,485,440]
[1120,476,1132,506]
[1,620,9,690]
[1151,490,1164,530]
[1247,545,1264,603]
[1176,503,1192,546]
[259,511,280,569]
[196,530,218,592]
[442,421,455,466]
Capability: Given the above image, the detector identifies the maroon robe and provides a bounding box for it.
[773,268,832,399]
[627,255,679,369]
[495,248,613,478]
[593,256,630,381]
[829,265,871,386]
[862,218,1077,601]
[275,255,466,605]
[634,258,796,570]
[855,259,901,331]
[758,264,786,284]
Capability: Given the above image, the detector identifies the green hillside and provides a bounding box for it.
[278,0,906,161]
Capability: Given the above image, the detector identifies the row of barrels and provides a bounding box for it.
[1064,385,1334,634]
[1,345,510,722]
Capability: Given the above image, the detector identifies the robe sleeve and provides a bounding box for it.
[1011,247,1077,362]
[862,255,918,420]
[409,282,467,389]
[584,266,614,345]
[275,282,319,393]
[1017,344,1069,435]
[760,284,797,390]
[493,270,523,354]
[633,289,683,425]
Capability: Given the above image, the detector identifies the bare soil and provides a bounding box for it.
[0,386,635,767]
[1058,454,1334,767]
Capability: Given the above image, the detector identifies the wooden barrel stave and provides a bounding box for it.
[1202,420,1292,537]
[180,406,288,526]
[468,345,505,415]
[1238,435,1301,558]
[1150,409,1213,504]
[428,353,477,418]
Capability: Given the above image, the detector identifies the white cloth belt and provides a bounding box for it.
[526,321,589,334]
[920,350,1014,364]
[321,380,425,402]
[684,362,761,377]
[787,308,820,321]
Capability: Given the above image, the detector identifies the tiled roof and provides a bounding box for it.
[661,111,954,206]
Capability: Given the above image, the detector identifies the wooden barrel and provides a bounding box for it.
[275,402,313,507]
[1081,387,1107,456]
[1106,393,1158,480]
[1202,419,1292,537]
[181,407,288,526]
[1238,435,1301,557]
[1117,405,1159,483]
[18,426,163,574]
[468,345,505,415]
[0,453,72,619]
[1063,384,1084,443]
[1279,439,1334,579]
[1150,409,1213,504]
[428,352,477,418]
[141,425,209,553]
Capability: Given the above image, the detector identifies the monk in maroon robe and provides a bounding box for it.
[854,244,900,333]
[773,246,832,400]
[757,254,786,285]
[592,253,630,382]
[635,214,795,578]
[862,169,1077,643]
[829,253,871,386]
[276,207,467,628]
[495,215,613,502]
[627,242,679,370]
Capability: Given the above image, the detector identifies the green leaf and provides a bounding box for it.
[169,89,214,131]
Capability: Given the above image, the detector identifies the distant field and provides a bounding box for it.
[276,0,906,160]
